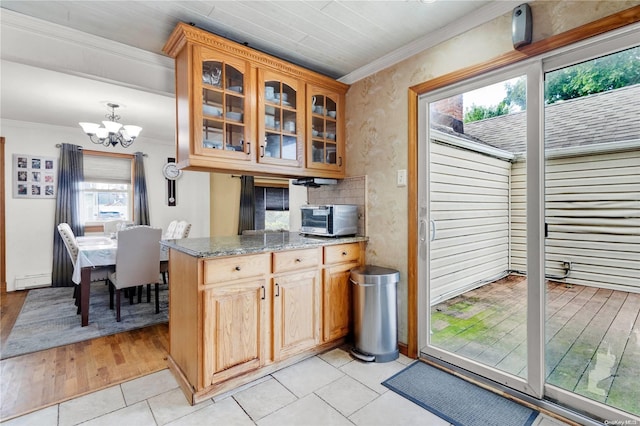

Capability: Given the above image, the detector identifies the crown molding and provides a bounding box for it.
[338,0,522,84]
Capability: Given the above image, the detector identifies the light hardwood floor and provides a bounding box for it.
[0,289,169,422]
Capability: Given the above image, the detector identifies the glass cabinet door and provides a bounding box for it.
[197,47,251,159]
[307,87,342,171]
[259,70,303,167]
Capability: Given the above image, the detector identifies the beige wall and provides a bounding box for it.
[209,174,309,236]
[210,173,241,236]
[344,1,639,343]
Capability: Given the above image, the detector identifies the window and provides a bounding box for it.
[80,153,133,225]
[254,186,289,231]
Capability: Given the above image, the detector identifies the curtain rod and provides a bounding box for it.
[55,144,147,157]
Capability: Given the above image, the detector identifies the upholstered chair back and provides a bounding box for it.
[112,226,162,289]
[57,223,79,267]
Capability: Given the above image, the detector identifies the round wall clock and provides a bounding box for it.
[163,159,181,206]
[162,162,182,180]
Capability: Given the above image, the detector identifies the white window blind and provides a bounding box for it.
[83,155,132,183]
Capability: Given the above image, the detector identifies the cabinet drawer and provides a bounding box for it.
[324,243,360,265]
[273,248,320,274]
[203,253,270,284]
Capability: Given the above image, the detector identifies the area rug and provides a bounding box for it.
[382,361,538,426]
[1,281,168,360]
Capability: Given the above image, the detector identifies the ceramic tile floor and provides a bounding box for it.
[2,348,569,426]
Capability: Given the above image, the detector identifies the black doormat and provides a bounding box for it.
[382,361,538,426]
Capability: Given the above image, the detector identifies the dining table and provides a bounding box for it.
[72,235,168,327]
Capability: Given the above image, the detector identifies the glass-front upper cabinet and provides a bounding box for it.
[258,70,303,167]
[307,85,343,173]
[195,46,252,160]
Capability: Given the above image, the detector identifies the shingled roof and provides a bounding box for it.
[462,84,640,154]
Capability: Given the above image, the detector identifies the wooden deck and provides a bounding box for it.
[430,275,640,416]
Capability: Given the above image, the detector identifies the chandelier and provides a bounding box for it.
[79,103,142,148]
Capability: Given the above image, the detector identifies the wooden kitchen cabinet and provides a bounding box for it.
[166,239,365,405]
[163,22,348,178]
[202,276,268,386]
[201,253,270,387]
[272,248,321,360]
[307,84,345,175]
[322,243,365,342]
[258,69,304,168]
[272,270,321,360]
[196,45,252,160]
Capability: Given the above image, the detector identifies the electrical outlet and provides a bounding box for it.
[397,169,407,187]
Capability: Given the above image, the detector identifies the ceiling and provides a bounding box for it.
[0,1,518,142]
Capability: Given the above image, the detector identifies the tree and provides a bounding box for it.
[545,46,640,104]
[464,46,640,123]
[463,101,510,123]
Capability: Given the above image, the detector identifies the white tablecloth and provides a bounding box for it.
[71,236,168,284]
[72,236,117,284]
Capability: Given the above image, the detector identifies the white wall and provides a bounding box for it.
[2,119,210,291]
[511,149,640,292]
[429,142,511,302]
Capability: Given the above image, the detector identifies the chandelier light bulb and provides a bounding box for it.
[102,120,123,133]
[79,103,142,148]
[79,122,100,134]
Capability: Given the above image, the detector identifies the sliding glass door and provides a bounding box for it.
[418,65,539,397]
[418,26,639,421]
[542,44,640,418]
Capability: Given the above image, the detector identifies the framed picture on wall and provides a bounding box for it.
[12,154,57,199]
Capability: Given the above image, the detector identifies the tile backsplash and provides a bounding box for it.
[307,175,367,236]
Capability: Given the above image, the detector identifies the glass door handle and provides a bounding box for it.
[419,219,427,243]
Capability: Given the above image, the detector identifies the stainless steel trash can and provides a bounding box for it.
[350,265,399,362]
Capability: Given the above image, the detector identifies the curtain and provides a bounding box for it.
[133,152,150,225]
[52,143,83,287]
[238,175,255,235]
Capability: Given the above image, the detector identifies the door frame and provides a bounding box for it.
[407,5,640,359]
[407,10,640,421]
[1,137,5,293]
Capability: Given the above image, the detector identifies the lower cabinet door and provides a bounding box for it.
[203,278,267,386]
[323,262,357,342]
[272,270,321,361]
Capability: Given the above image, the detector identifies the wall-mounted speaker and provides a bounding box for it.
[512,3,532,49]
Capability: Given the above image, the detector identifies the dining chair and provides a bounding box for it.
[57,223,113,313]
[108,226,162,322]
[162,220,179,240]
[103,220,133,236]
[160,220,191,284]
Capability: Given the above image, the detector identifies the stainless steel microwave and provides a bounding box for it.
[300,204,358,237]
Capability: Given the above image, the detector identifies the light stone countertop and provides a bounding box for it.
[160,232,368,258]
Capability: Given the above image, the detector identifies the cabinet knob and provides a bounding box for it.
[342,251,347,256]
[235,266,241,271]
[295,258,302,263]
